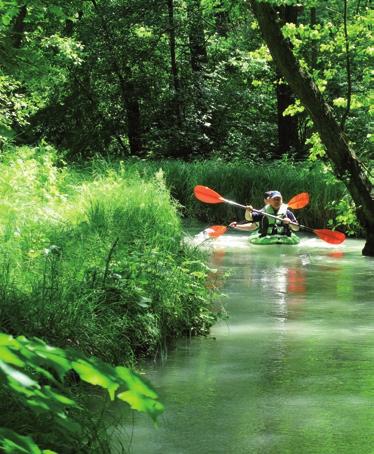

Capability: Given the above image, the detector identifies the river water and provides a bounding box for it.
[113,232,374,454]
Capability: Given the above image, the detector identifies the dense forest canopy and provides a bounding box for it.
[1,0,372,161]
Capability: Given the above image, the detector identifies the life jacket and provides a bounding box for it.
[260,203,291,237]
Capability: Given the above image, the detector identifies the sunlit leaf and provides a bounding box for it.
[115,366,158,399]
[0,346,24,367]
[0,361,38,388]
[117,391,164,421]
[72,359,119,399]
[0,428,56,454]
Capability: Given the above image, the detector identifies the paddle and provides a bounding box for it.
[205,224,345,244]
[194,185,309,210]
[194,186,345,244]
[287,192,310,210]
[204,225,228,238]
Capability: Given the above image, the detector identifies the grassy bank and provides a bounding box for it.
[0,145,225,451]
[0,145,220,365]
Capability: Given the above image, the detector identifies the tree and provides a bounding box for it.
[91,0,143,156]
[249,0,374,256]
[0,0,84,149]
[275,5,300,158]
[167,0,183,125]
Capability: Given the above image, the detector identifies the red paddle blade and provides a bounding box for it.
[314,229,346,244]
[288,192,309,209]
[194,185,224,204]
[205,225,227,238]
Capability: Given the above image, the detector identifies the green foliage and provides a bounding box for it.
[305,132,326,161]
[280,2,373,164]
[0,1,83,147]
[0,145,219,364]
[0,0,371,164]
[0,144,223,451]
[126,158,354,234]
[0,332,163,452]
[327,194,363,236]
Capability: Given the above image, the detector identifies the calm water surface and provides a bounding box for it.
[113,231,374,454]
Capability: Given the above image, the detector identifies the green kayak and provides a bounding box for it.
[249,232,300,245]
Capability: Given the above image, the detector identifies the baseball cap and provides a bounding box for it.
[269,190,282,199]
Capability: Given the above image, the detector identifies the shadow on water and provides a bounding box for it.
[111,231,374,454]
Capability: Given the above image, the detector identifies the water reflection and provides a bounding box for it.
[114,234,374,454]
[206,248,226,291]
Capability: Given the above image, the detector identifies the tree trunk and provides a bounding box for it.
[249,1,374,256]
[91,0,142,156]
[186,0,212,154]
[275,6,300,158]
[12,5,27,48]
[167,0,183,124]
[310,7,317,68]
[214,1,229,37]
[121,76,142,156]
[276,74,299,157]
[187,0,208,72]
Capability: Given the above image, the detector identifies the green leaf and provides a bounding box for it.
[117,391,164,421]
[0,428,56,454]
[0,346,24,367]
[0,333,19,348]
[115,366,158,399]
[333,97,347,108]
[0,361,38,388]
[72,359,119,399]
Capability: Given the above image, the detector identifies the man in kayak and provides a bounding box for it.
[230,190,300,237]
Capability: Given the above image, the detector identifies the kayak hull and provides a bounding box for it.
[249,233,300,245]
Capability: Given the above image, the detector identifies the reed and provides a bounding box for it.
[128,158,350,230]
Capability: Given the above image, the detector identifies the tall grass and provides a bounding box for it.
[127,158,352,232]
[0,145,220,366]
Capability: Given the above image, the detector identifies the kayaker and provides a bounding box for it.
[229,191,271,232]
[230,191,300,237]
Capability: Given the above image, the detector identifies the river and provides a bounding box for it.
[112,231,374,454]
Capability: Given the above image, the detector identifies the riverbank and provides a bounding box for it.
[0,146,220,364]
[0,145,221,451]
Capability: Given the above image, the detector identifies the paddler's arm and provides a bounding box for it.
[229,221,257,231]
[230,205,259,231]
[283,210,300,231]
[245,205,263,222]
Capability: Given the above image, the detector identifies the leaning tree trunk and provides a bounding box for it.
[249,1,374,256]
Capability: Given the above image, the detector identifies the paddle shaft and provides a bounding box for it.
[223,198,306,230]
[221,198,247,209]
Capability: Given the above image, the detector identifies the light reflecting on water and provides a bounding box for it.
[112,232,374,454]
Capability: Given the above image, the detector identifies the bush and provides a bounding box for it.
[0,333,163,453]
